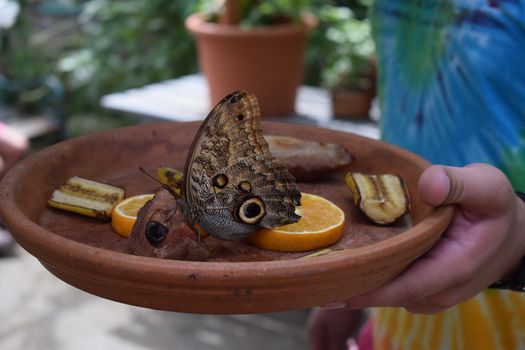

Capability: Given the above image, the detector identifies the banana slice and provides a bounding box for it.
[48,176,125,220]
[345,172,410,224]
[156,166,183,196]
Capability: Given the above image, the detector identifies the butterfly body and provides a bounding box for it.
[177,91,301,240]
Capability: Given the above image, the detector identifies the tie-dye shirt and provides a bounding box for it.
[370,0,525,349]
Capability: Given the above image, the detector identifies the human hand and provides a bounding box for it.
[325,163,525,314]
[307,308,365,350]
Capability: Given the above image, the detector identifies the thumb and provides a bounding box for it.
[418,164,512,216]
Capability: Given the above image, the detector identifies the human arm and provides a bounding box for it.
[307,308,366,350]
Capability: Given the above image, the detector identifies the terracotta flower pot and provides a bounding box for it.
[186,13,316,117]
[331,88,374,119]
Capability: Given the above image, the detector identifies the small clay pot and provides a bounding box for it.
[186,13,316,117]
[331,88,374,119]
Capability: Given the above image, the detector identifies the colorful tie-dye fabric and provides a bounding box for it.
[372,0,525,187]
[370,0,525,349]
[372,291,525,350]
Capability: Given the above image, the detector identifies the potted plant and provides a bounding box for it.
[0,0,65,140]
[314,5,376,119]
[185,0,316,117]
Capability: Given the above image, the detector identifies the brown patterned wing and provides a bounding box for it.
[179,91,301,240]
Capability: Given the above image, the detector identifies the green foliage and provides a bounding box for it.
[2,0,376,128]
[304,4,375,90]
[59,0,200,112]
[0,0,66,113]
[332,0,373,20]
[241,0,310,26]
[0,0,49,81]
[199,0,311,26]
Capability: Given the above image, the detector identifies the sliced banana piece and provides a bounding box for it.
[156,166,183,196]
[48,176,125,220]
[345,172,410,224]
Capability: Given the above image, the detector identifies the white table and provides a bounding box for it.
[101,74,380,139]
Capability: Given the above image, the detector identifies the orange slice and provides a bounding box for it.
[111,194,154,237]
[248,193,345,252]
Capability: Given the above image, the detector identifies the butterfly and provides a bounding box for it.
[174,90,302,240]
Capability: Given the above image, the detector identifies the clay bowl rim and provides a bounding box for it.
[185,13,317,38]
[0,122,454,287]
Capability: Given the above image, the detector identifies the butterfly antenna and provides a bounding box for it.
[138,166,181,198]
[139,166,161,183]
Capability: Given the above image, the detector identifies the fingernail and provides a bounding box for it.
[321,301,346,309]
[443,167,464,205]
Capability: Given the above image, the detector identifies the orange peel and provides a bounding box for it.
[111,194,154,237]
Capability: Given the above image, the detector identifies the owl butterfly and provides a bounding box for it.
[176,91,302,240]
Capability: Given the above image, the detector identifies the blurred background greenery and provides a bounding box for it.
[0,0,374,139]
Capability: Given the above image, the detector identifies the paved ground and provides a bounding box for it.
[0,244,311,350]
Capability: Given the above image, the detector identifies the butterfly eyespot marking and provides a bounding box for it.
[238,197,266,224]
[238,180,252,192]
[145,221,167,245]
[212,174,229,189]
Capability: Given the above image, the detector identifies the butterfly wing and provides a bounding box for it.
[181,91,301,240]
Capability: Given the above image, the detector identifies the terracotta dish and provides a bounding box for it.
[0,122,453,314]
